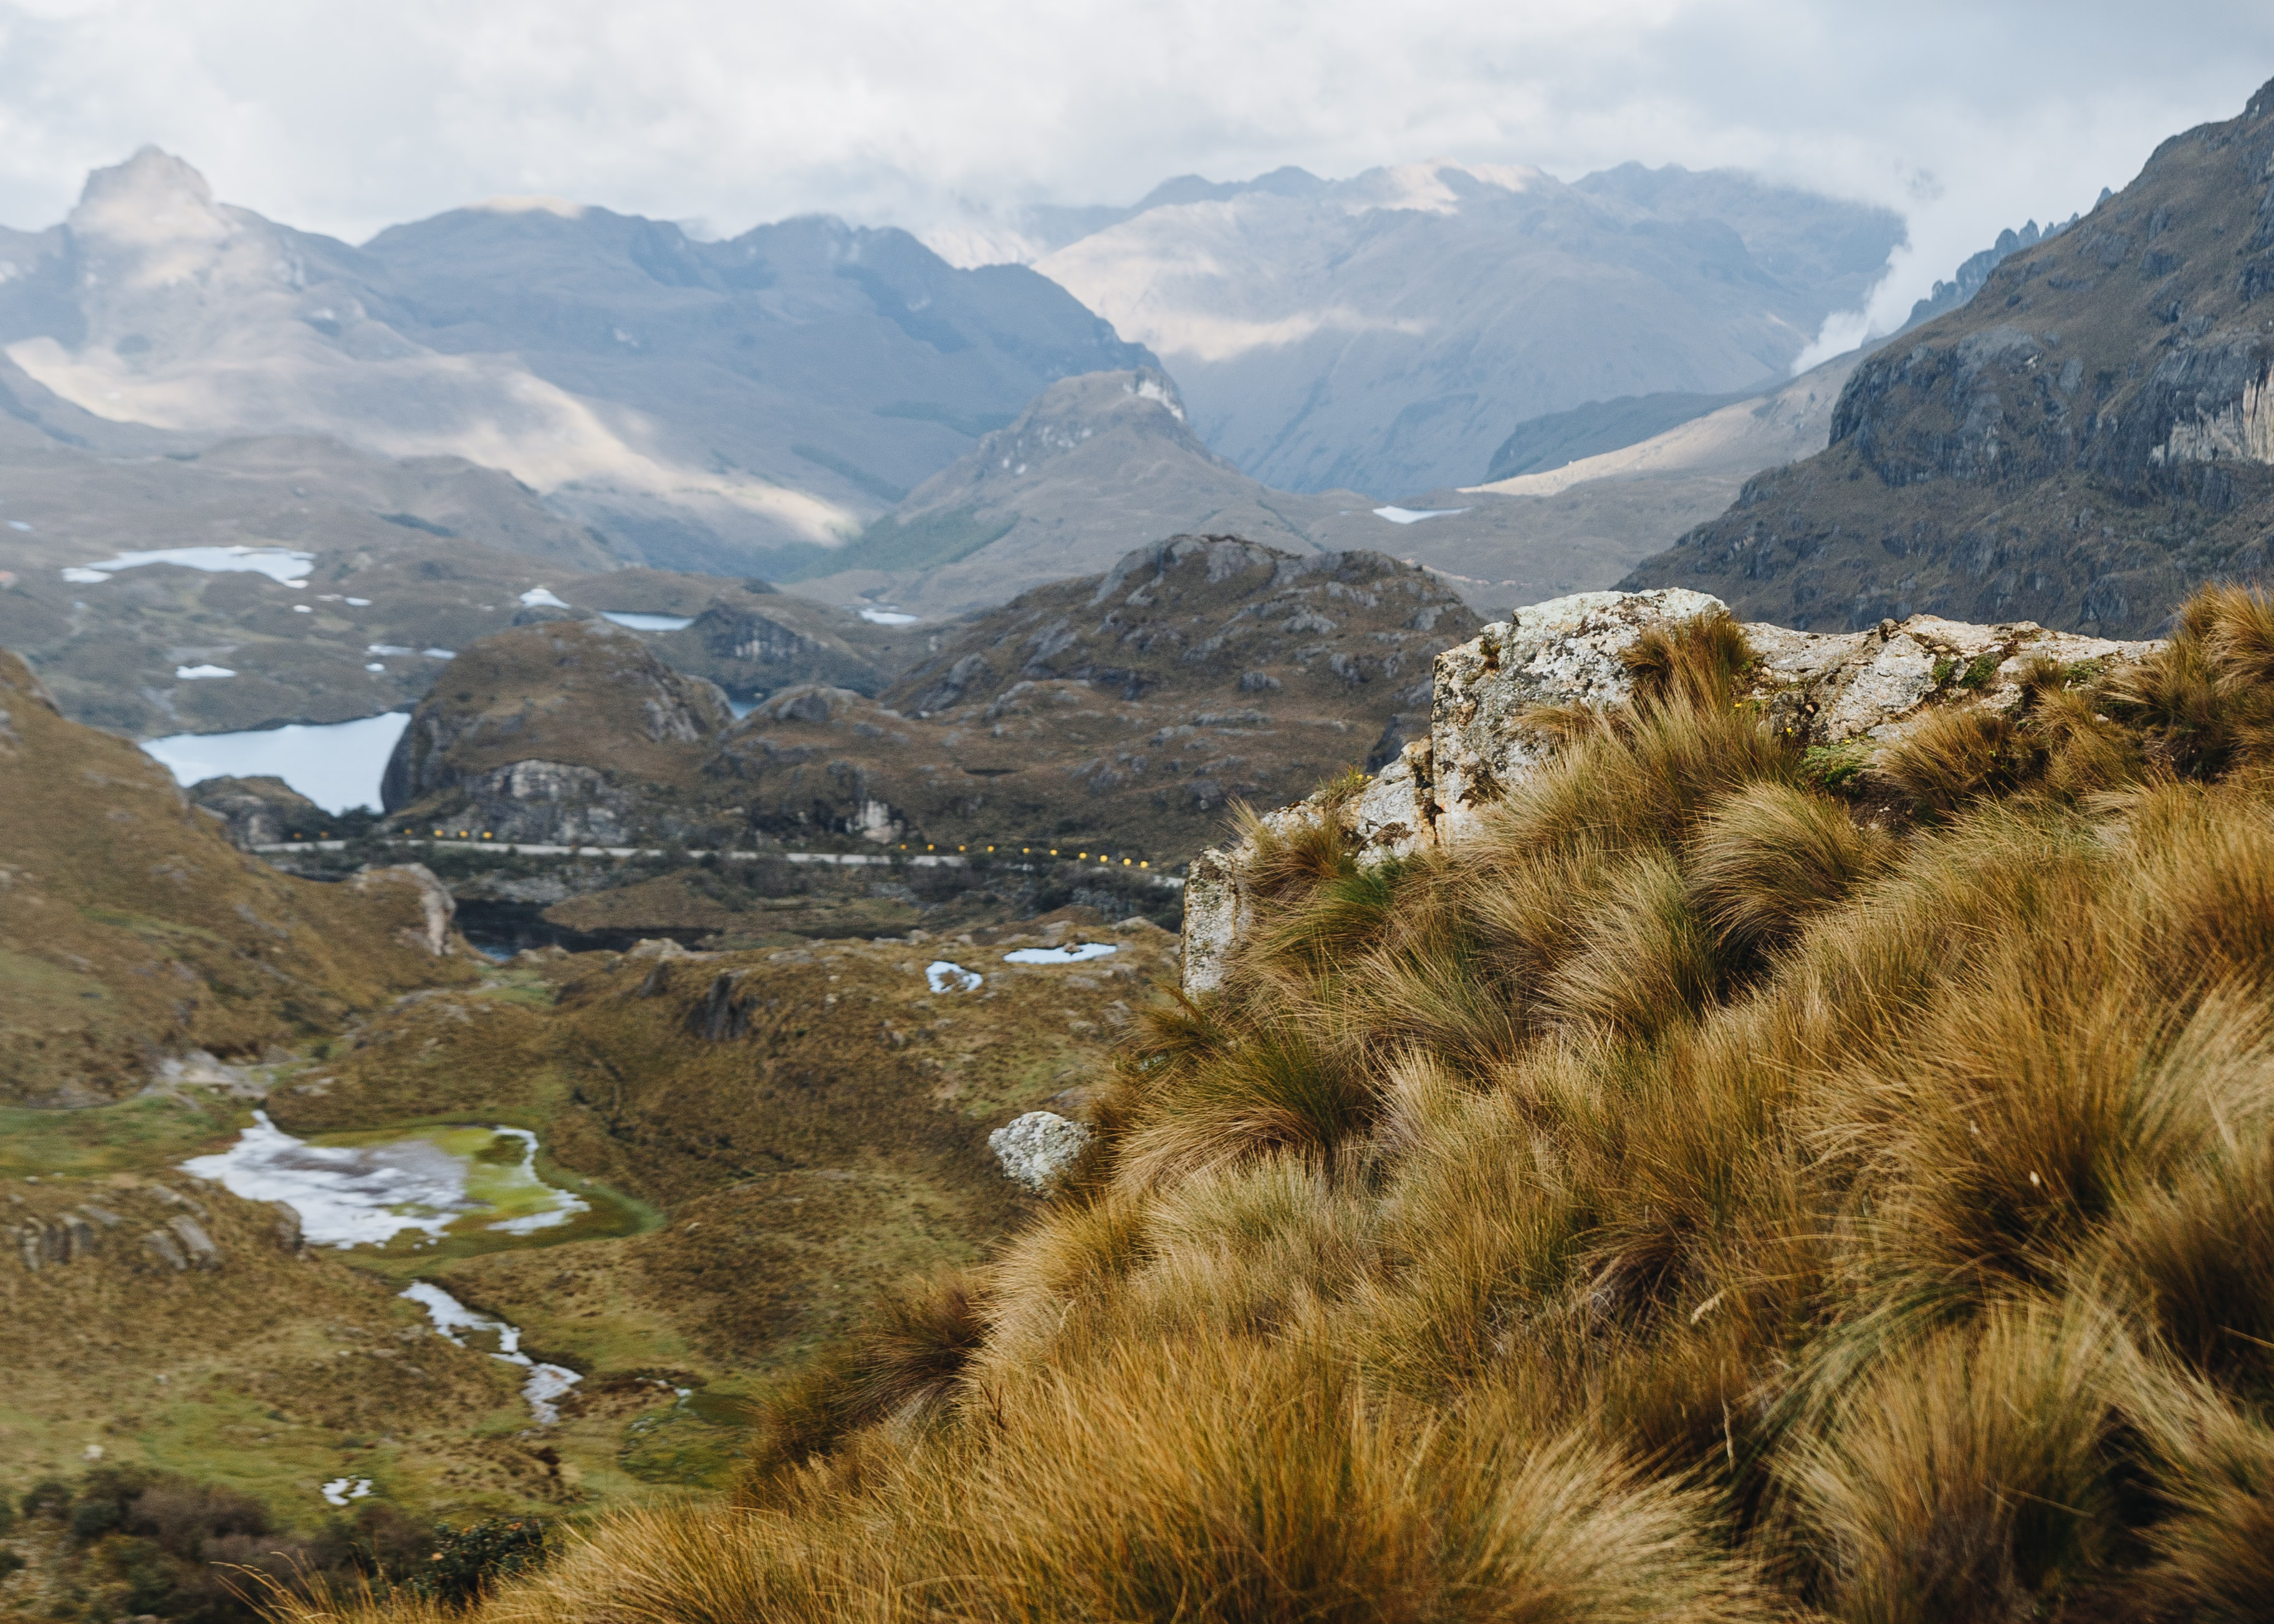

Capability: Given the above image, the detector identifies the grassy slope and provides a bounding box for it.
[310,588,2274,1622]
[0,920,1179,1616]
[0,651,475,1106]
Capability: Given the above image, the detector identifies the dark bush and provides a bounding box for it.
[407,1517,549,1607]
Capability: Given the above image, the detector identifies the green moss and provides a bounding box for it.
[1958,651,2002,689]
[1801,740,1872,791]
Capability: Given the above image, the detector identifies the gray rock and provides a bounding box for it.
[350,862,457,955]
[166,1214,221,1268]
[988,1111,1095,1193]
[141,1229,189,1272]
[1183,588,2160,994]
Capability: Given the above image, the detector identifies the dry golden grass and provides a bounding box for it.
[264,596,2274,1622]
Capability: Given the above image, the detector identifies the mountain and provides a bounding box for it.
[1034,161,1904,496]
[0,148,1151,579]
[0,649,473,1106]
[1622,78,2274,637]
[0,413,923,737]
[803,366,1786,621]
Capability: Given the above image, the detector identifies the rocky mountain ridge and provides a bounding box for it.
[378,537,1483,863]
[0,148,1151,580]
[1621,76,2274,638]
[1036,160,1904,496]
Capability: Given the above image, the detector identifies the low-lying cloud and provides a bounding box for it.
[0,1,2268,327]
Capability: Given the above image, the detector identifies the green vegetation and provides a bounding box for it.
[786,507,1017,579]
[271,587,2274,1622]
[789,444,909,504]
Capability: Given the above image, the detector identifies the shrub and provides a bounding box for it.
[407,1519,549,1608]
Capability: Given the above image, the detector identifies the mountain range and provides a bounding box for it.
[0,148,1910,596]
[1034,161,1904,496]
[0,148,1148,580]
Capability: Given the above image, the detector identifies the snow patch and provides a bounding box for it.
[1373,506,1467,525]
[599,611,693,631]
[1002,942,1118,965]
[926,960,982,993]
[519,586,570,608]
[173,664,235,680]
[858,606,919,625]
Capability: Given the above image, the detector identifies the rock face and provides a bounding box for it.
[189,775,325,848]
[1181,589,2156,993]
[1623,77,2274,640]
[382,619,733,844]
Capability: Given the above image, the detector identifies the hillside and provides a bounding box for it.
[1,627,1189,1592]
[0,149,1151,579]
[0,424,916,737]
[266,580,2274,1623]
[711,536,1479,861]
[1623,76,2274,638]
[0,649,474,1106]
[1036,161,1902,495]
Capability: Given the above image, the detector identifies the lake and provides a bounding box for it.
[142,711,411,813]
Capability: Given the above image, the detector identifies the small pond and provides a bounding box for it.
[179,1112,632,1254]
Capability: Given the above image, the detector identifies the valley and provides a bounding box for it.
[5,52,2274,1624]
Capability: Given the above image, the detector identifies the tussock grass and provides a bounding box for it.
[266,595,2274,1622]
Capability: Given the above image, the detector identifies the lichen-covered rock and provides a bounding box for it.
[1432,588,1723,844]
[988,1111,1094,1193]
[1182,588,2160,993]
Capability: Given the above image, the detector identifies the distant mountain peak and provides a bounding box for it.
[72,145,231,247]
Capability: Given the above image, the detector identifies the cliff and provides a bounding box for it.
[1623,75,2274,639]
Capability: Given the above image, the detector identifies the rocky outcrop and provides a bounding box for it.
[1625,76,2274,639]
[703,536,1480,858]
[381,619,732,845]
[350,862,459,956]
[189,775,324,848]
[1182,589,2156,993]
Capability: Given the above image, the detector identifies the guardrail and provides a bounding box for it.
[251,836,1187,889]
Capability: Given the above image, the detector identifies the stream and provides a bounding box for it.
[400,1280,582,1425]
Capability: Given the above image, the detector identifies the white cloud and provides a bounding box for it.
[0,0,2268,327]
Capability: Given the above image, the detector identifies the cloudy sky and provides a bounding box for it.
[2,1,2270,342]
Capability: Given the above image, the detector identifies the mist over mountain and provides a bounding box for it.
[0,148,1149,580]
[1034,160,1905,498]
[1623,75,2274,639]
